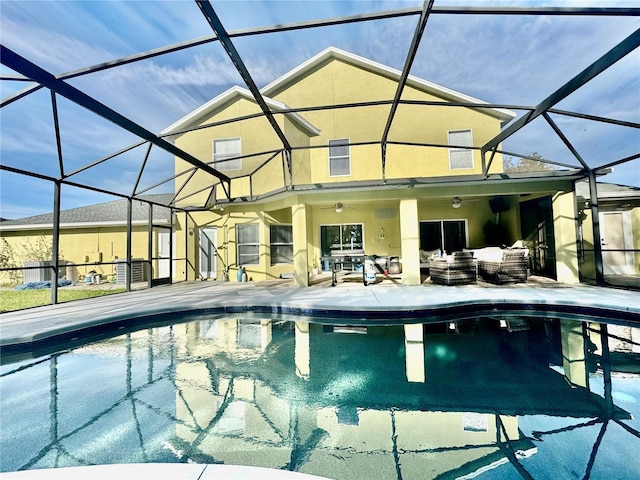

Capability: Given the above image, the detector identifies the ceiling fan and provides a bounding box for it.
[321,202,354,213]
[438,196,481,209]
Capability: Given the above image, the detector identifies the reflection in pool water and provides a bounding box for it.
[1,314,639,479]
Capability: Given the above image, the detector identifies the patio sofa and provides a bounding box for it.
[473,247,529,284]
[429,251,477,286]
[419,249,441,270]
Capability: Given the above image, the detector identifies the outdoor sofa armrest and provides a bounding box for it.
[478,249,528,284]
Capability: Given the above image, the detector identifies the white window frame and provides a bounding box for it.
[269,224,293,265]
[329,138,351,177]
[237,223,259,266]
[419,219,469,255]
[448,129,474,170]
[213,137,241,171]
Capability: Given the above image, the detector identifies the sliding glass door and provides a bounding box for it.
[320,224,364,271]
[420,220,467,254]
[320,224,363,255]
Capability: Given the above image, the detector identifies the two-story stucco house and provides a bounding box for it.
[161,47,583,286]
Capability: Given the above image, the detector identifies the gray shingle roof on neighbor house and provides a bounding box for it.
[575,181,640,203]
[0,193,174,229]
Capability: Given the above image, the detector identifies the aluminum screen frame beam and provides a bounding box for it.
[381,0,435,180]
[0,45,232,200]
[482,27,640,175]
[543,112,589,170]
[2,6,637,110]
[196,0,292,159]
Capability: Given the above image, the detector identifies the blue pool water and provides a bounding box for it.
[1,313,639,479]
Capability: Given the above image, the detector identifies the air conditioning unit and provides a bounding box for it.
[115,258,146,284]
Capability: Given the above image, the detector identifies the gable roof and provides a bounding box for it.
[161,86,321,137]
[0,194,174,231]
[162,47,516,138]
[262,46,516,122]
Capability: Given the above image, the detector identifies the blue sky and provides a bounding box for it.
[1,0,639,219]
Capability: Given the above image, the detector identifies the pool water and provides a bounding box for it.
[1,314,639,479]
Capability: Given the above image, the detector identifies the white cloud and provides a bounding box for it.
[143,55,242,87]
[0,12,123,74]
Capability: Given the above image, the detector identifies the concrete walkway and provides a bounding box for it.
[1,278,639,349]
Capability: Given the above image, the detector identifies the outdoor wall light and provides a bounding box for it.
[451,197,462,208]
[334,203,343,213]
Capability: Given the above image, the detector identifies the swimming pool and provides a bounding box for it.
[1,312,639,479]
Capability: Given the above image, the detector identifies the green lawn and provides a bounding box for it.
[0,288,126,313]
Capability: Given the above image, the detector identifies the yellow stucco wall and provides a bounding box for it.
[0,226,155,284]
[179,208,298,283]
[417,195,521,249]
[270,58,505,183]
[173,96,311,207]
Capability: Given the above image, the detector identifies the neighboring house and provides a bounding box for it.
[162,47,585,285]
[576,181,640,280]
[0,194,173,285]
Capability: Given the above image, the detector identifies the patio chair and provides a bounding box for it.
[478,249,528,284]
[429,251,477,286]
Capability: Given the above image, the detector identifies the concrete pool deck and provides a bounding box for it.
[1,277,639,350]
[0,463,331,479]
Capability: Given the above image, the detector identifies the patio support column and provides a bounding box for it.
[404,323,425,383]
[292,201,309,287]
[561,320,588,388]
[552,190,580,284]
[261,320,273,351]
[400,198,421,286]
[295,321,310,380]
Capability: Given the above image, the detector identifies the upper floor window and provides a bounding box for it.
[213,137,241,171]
[270,224,293,265]
[329,139,351,176]
[448,129,473,170]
